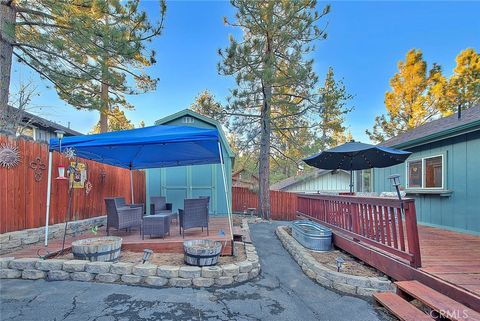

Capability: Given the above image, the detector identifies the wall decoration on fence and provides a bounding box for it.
[69,162,87,188]
[63,147,76,160]
[85,181,93,195]
[0,143,21,169]
[29,157,46,182]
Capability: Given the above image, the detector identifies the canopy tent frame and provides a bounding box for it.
[44,125,233,247]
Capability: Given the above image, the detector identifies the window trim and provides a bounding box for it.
[405,154,445,190]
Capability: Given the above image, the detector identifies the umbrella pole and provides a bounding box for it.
[349,170,353,194]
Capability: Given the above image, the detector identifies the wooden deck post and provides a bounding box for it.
[404,201,422,268]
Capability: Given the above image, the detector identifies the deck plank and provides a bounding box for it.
[373,292,433,321]
[396,280,480,321]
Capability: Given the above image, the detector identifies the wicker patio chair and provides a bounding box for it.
[150,196,173,215]
[179,198,209,238]
[105,197,143,236]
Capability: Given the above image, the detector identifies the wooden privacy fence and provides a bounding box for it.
[0,135,145,233]
[297,194,422,268]
[232,186,297,220]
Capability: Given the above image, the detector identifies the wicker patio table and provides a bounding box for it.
[142,214,172,239]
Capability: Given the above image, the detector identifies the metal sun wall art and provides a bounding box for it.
[29,157,46,182]
[0,143,21,169]
[63,147,76,160]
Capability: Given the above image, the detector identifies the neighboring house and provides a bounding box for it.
[232,168,259,189]
[270,169,351,193]
[9,106,82,142]
[146,109,235,215]
[373,105,480,235]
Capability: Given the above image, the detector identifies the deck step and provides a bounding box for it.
[396,280,480,321]
[373,292,433,321]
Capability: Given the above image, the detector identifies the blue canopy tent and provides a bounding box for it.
[44,125,232,246]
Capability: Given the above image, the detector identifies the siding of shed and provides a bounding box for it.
[145,115,233,216]
[373,130,480,235]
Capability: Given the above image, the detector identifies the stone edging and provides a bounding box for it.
[0,216,107,255]
[276,226,394,296]
[0,241,260,288]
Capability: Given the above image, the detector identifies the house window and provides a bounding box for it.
[183,116,194,124]
[356,169,373,192]
[407,160,422,188]
[407,155,444,189]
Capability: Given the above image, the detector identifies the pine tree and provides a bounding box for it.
[366,49,447,143]
[90,106,134,133]
[190,90,227,123]
[316,67,353,150]
[0,0,166,133]
[219,0,330,219]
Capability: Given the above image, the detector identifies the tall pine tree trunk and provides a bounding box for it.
[258,23,273,220]
[99,51,109,132]
[0,1,15,132]
[259,83,272,220]
[99,81,109,132]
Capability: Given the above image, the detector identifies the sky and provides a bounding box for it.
[10,1,480,143]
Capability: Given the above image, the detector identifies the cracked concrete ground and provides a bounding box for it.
[0,221,392,321]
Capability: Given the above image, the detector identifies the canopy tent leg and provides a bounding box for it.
[44,151,53,246]
[130,170,135,203]
[218,142,234,243]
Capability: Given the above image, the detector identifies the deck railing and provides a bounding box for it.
[297,194,422,268]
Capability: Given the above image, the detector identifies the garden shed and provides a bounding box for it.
[146,109,235,215]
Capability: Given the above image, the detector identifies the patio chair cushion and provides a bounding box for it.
[150,196,172,215]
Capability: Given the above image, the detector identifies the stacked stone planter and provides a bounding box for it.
[276,226,394,297]
[0,242,260,288]
[0,216,107,254]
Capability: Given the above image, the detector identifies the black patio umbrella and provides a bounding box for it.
[303,141,412,193]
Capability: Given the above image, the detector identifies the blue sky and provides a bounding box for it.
[10,1,480,142]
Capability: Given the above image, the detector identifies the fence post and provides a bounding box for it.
[404,201,422,268]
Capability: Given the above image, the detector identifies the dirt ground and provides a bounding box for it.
[285,227,383,278]
[57,241,246,265]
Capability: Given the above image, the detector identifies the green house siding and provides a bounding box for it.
[373,130,480,235]
[146,111,233,216]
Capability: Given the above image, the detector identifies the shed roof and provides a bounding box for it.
[381,105,480,148]
[155,109,235,158]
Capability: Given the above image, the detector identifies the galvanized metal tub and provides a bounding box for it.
[291,220,332,251]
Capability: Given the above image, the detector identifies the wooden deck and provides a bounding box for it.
[3,217,233,258]
[418,225,480,298]
[296,193,480,311]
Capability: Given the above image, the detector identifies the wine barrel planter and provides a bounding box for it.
[183,240,222,266]
[71,236,122,262]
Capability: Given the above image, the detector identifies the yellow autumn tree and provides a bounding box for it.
[444,48,480,112]
[367,49,447,143]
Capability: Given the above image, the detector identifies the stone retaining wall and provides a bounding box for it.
[0,242,260,288]
[276,226,394,296]
[0,216,106,255]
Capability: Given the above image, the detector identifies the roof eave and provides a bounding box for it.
[155,109,235,158]
[389,120,480,149]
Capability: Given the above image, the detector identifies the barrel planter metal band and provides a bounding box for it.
[183,240,222,266]
[71,236,122,262]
